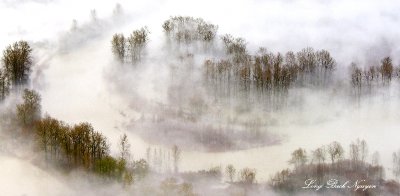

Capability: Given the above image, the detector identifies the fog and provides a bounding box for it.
[1,0,400,195]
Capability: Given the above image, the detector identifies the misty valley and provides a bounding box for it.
[1,1,400,196]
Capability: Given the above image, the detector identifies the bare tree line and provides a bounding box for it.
[268,139,400,195]
[351,56,400,96]
[204,44,336,99]
[145,144,181,174]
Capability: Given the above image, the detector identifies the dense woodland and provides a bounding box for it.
[2,15,400,195]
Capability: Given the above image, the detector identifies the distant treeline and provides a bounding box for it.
[351,56,400,94]
[204,46,335,97]
[269,139,400,195]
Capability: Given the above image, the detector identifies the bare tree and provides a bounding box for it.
[172,145,181,173]
[146,147,151,164]
[112,3,123,17]
[289,148,308,169]
[327,141,344,164]
[221,34,247,64]
[360,139,368,164]
[312,146,327,181]
[297,47,316,73]
[349,141,359,163]
[393,151,400,179]
[119,133,131,162]
[197,20,218,42]
[371,151,380,166]
[285,51,298,69]
[381,56,393,82]
[225,164,236,182]
[17,89,41,127]
[285,51,299,82]
[351,63,363,91]
[270,169,290,187]
[316,50,336,71]
[111,34,125,62]
[132,159,149,180]
[316,49,336,85]
[240,168,256,185]
[0,68,10,100]
[349,139,367,168]
[127,27,150,64]
[312,146,326,164]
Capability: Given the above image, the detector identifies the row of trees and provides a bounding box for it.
[351,56,400,93]
[145,144,181,173]
[270,139,390,195]
[224,164,257,185]
[36,116,110,170]
[287,139,371,170]
[204,45,336,96]
[111,16,217,62]
[0,41,33,100]
[36,118,150,183]
[0,69,8,100]
[180,164,257,188]
[111,27,150,64]
[392,151,400,180]
[159,178,196,196]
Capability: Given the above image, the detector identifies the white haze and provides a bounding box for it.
[1,0,400,195]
